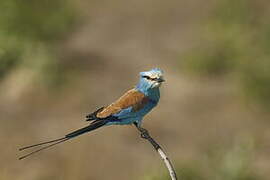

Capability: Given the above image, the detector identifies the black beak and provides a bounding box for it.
[157,78,165,83]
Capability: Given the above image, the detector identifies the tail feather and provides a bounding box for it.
[19,137,67,151]
[19,120,108,160]
[86,107,104,121]
[65,120,107,138]
[19,138,69,160]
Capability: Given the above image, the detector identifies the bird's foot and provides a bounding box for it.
[140,128,149,139]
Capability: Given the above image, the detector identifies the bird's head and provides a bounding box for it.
[138,68,165,89]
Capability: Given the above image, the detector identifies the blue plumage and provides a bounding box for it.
[106,68,164,126]
[18,68,165,160]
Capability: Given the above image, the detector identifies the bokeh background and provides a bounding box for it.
[1,0,270,179]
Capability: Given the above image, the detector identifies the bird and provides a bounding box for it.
[19,68,165,160]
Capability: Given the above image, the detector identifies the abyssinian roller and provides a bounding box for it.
[19,68,165,160]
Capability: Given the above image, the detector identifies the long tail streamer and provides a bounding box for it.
[19,137,70,160]
[19,120,108,160]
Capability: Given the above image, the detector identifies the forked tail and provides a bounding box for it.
[19,120,108,160]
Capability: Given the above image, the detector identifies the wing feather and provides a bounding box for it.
[96,89,149,118]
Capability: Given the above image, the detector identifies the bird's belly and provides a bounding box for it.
[136,102,156,116]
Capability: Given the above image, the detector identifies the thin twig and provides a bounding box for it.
[134,123,178,180]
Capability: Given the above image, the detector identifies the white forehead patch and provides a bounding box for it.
[145,70,163,78]
[140,68,164,81]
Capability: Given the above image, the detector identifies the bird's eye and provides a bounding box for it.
[143,76,151,80]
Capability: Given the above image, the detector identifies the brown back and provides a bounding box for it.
[97,89,149,118]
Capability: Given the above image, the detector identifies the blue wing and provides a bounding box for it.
[89,89,158,125]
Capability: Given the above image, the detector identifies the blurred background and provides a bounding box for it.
[1,0,270,179]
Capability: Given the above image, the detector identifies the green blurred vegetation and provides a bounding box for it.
[0,0,76,86]
[182,0,270,108]
[0,0,268,179]
[145,139,263,180]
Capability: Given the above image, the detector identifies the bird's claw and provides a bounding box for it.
[141,133,147,139]
[140,129,149,139]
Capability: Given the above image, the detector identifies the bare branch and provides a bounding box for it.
[134,124,178,180]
